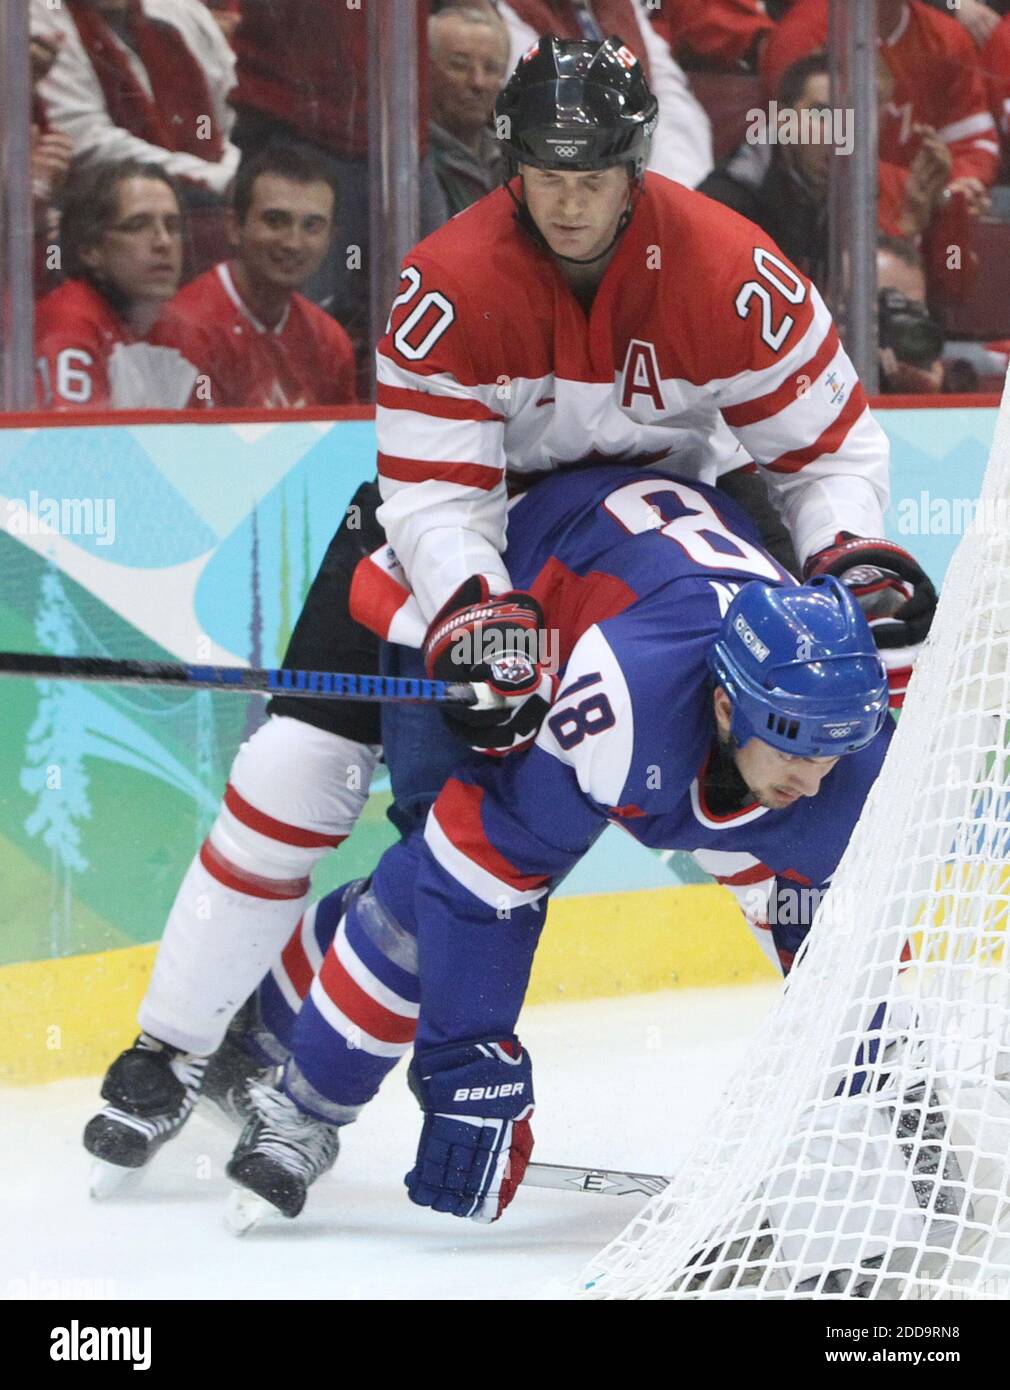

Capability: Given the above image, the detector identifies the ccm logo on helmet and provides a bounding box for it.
[453,1083,526,1102]
[733,613,770,662]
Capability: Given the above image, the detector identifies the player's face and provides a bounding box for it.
[735,739,840,810]
[519,165,632,263]
[232,175,336,292]
[713,687,840,810]
[81,177,183,305]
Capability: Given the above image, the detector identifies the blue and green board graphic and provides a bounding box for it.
[0,407,996,968]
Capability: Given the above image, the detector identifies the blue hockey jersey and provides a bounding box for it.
[370,464,892,1047]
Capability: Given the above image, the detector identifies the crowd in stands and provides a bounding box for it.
[23,0,1010,413]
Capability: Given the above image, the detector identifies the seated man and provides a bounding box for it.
[35,159,195,410]
[428,4,510,217]
[84,462,901,1223]
[151,145,356,407]
[699,53,952,290]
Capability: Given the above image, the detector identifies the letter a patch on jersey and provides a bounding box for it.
[620,340,665,413]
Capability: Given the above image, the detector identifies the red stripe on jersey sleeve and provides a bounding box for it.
[318,948,417,1045]
[434,777,551,893]
[349,554,409,639]
[378,453,502,490]
[224,783,347,848]
[279,917,314,999]
[716,862,776,887]
[376,383,504,422]
[721,326,840,429]
[763,386,867,474]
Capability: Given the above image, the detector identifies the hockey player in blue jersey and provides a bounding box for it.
[218,462,892,1224]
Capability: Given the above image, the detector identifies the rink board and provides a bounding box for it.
[0,401,996,1083]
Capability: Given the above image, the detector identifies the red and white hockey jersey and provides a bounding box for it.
[152,262,357,409]
[35,279,133,411]
[762,0,1000,187]
[375,173,889,622]
[35,277,198,411]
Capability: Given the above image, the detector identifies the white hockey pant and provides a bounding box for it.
[139,716,381,1055]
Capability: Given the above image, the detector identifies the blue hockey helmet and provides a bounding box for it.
[707,576,889,757]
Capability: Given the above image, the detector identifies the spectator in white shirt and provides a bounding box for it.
[30,0,240,200]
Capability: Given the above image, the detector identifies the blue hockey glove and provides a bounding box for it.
[406,1037,534,1222]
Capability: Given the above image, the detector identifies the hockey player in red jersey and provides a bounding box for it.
[83,36,936,1182]
[35,160,188,411]
[150,146,357,409]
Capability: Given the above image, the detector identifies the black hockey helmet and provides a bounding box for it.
[495,36,658,181]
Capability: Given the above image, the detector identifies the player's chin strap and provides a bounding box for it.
[505,173,642,266]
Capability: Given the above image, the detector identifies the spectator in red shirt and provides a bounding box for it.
[982,12,1010,173]
[36,161,194,411]
[762,0,999,211]
[151,146,357,407]
[652,0,775,73]
[228,0,445,355]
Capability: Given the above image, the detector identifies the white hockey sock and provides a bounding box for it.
[139,717,380,1055]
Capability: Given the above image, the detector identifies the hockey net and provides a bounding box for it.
[582,392,1010,1301]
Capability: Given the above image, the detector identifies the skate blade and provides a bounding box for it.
[224,1185,273,1236]
[89,1159,146,1200]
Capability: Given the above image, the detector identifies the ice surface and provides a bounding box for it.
[0,985,777,1301]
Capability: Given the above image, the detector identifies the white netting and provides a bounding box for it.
[582,385,1010,1301]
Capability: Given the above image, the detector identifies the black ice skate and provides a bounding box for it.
[225,1080,340,1231]
[201,1000,280,1129]
[84,1033,207,1195]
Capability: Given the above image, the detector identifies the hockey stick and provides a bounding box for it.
[0,652,477,705]
[522,1162,669,1198]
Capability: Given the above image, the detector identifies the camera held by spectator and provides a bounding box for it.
[876,236,949,395]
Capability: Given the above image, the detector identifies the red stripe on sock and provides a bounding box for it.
[199,839,309,901]
[224,782,348,848]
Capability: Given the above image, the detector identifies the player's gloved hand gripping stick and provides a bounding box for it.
[805,535,938,708]
[422,576,557,753]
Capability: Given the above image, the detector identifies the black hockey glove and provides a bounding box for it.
[423,576,555,753]
[804,534,938,707]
